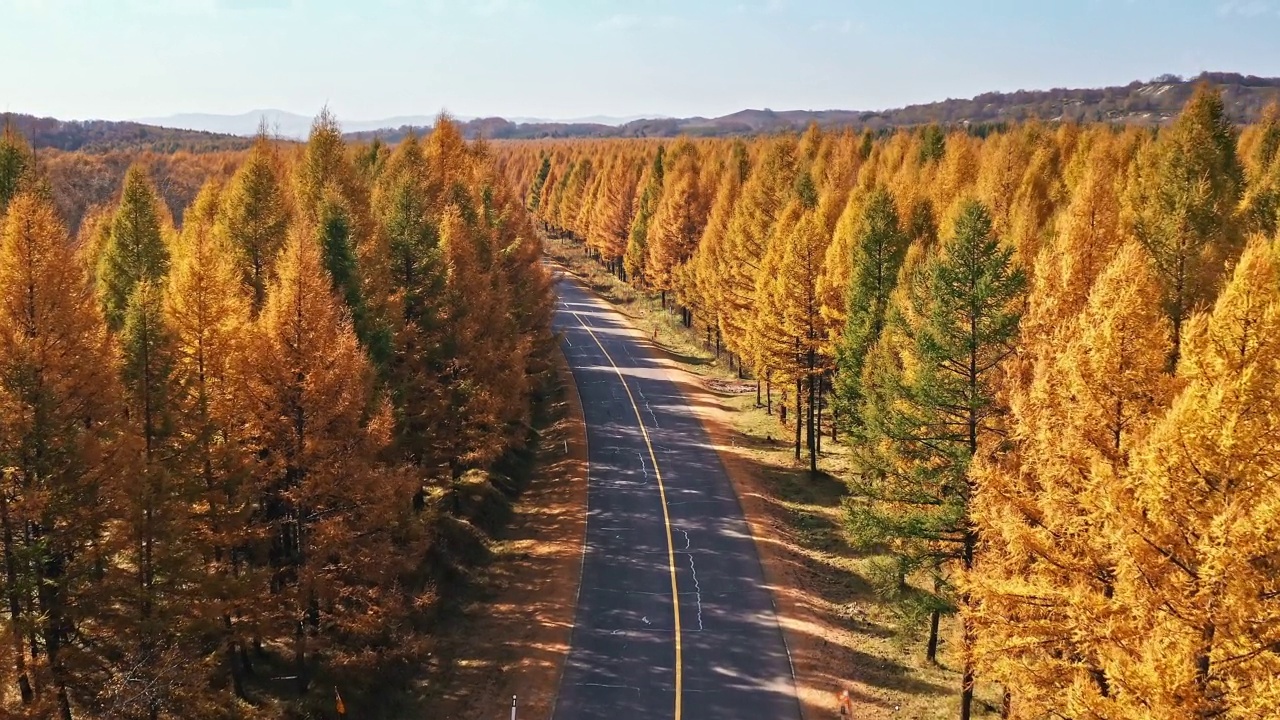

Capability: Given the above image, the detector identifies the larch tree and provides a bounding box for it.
[719,138,798,354]
[1109,239,1280,720]
[315,190,392,367]
[774,207,833,473]
[748,199,804,449]
[165,194,254,703]
[435,203,520,474]
[301,111,396,369]
[542,159,574,230]
[593,156,641,268]
[690,152,747,352]
[557,158,593,240]
[1239,101,1280,239]
[1125,83,1244,364]
[969,242,1173,718]
[646,140,707,301]
[238,223,411,699]
[107,278,196,720]
[0,193,119,720]
[847,200,1025,720]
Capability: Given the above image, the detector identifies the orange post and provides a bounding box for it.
[838,688,854,716]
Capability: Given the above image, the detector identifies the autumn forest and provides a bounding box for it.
[499,85,1280,719]
[0,114,553,718]
[1,75,1279,720]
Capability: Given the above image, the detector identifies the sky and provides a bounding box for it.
[2,0,1279,122]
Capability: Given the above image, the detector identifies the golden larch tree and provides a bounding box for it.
[1109,238,1280,719]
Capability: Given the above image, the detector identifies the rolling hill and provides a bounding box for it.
[9,71,1280,152]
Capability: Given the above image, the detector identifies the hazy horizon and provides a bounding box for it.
[3,0,1280,123]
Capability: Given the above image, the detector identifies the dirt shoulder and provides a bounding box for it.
[419,349,589,720]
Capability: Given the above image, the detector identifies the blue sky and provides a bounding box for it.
[1,0,1278,121]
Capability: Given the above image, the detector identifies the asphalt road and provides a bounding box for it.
[550,269,802,720]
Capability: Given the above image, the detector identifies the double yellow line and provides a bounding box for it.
[572,310,683,720]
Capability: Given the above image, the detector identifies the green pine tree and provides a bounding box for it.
[99,165,171,330]
[526,155,552,211]
[0,120,34,216]
[216,129,290,315]
[847,199,1025,720]
[317,193,391,367]
[833,187,908,438]
[624,146,665,283]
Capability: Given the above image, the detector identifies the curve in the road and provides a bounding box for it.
[550,269,801,720]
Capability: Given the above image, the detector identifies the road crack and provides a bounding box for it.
[677,528,704,632]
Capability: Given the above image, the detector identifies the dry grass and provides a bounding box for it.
[548,237,1006,719]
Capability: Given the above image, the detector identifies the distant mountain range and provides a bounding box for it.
[10,72,1280,153]
[132,110,666,139]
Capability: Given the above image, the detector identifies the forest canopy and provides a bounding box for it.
[499,83,1280,719]
[0,112,553,719]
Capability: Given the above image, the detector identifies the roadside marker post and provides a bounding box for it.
[510,694,517,720]
[838,688,853,716]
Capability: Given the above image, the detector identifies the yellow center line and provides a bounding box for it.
[572,309,683,720]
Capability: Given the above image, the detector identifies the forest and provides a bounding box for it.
[0,113,553,718]
[498,84,1280,719]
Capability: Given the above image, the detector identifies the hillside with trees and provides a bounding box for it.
[13,71,1280,152]
[4,114,253,153]
[369,71,1280,141]
[500,83,1280,718]
[0,113,553,719]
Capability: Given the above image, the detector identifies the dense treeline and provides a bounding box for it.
[500,84,1280,719]
[4,113,253,154]
[0,112,552,718]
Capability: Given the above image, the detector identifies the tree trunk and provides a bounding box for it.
[960,526,978,720]
[795,377,802,461]
[927,573,943,664]
[294,619,308,695]
[1,488,31,704]
[766,374,772,415]
[807,350,817,475]
[961,617,975,720]
[931,609,942,661]
[756,380,761,408]
[815,373,823,455]
[926,608,941,664]
[240,639,257,677]
[225,615,248,701]
[832,393,837,442]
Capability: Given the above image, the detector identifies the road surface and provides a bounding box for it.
[550,269,802,720]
